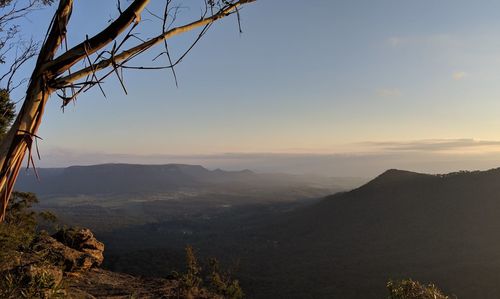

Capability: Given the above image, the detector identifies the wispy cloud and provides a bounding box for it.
[34,145,500,178]
[361,139,500,152]
[376,88,401,97]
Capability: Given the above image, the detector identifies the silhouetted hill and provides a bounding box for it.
[238,168,500,298]
[15,163,257,195]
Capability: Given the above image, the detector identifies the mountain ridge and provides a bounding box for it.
[15,163,258,196]
[236,166,500,298]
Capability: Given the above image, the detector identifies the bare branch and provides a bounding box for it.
[52,0,255,88]
[44,0,150,77]
[0,39,38,91]
[0,0,54,90]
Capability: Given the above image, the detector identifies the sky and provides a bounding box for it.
[7,0,500,177]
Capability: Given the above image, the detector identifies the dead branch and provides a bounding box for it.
[51,0,255,89]
[44,0,150,77]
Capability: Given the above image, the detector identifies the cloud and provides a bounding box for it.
[452,71,467,80]
[33,141,500,178]
[33,145,500,179]
[361,139,500,152]
[376,88,401,97]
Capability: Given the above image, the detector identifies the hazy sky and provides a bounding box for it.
[9,0,500,175]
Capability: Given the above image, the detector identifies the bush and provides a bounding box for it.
[0,268,65,298]
[181,245,203,292]
[174,245,244,299]
[387,279,452,299]
[0,191,64,298]
[207,257,244,299]
[0,192,39,268]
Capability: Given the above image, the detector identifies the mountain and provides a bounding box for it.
[239,168,500,298]
[42,164,500,298]
[15,163,257,196]
[14,163,367,235]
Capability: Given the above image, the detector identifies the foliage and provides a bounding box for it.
[0,190,58,271]
[0,192,39,267]
[175,245,203,297]
[0,190,64,298]
[0,89,15,137]
[38,210,58,226]
[387,279,451,299]
[0,268,65,299]
[4,191,38,225]
[183,245,203,290]
[174,245,244,298]
[207,257,244,299]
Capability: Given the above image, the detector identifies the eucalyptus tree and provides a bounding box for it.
[0,0,255,221]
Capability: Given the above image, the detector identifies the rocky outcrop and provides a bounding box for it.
[1,227,221,298]
[33,233,101,273]
[52,227,105,268]
[1,227,105,298]
[2,228,104,275]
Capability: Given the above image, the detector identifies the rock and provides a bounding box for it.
[52,228,105,266]
[33,233,102,273]
[1,226,221,298]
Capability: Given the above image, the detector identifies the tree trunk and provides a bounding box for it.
[0,0,72,221]
[0,78,51,221]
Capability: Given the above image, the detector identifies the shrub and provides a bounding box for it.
[0,268,65,298]
[207,257,244,299]
[179,245,203,295]
[0,191,64,298]
[0,192,39,268]
[174,245,244,298]
[387,279,451,299]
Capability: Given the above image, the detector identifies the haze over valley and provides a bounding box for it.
[14,163,500,298]
[16,163,363,231]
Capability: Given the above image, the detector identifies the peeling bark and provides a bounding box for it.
[0,0,73,221]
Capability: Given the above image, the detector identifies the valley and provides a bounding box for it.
[17,164,500,298]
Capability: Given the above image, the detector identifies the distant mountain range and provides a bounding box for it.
[241,167,500,298]
[15,163,267,195]
[15,163,363,197]
[25,163,500,298]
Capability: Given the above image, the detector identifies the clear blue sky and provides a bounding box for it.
[9,0,500,175]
